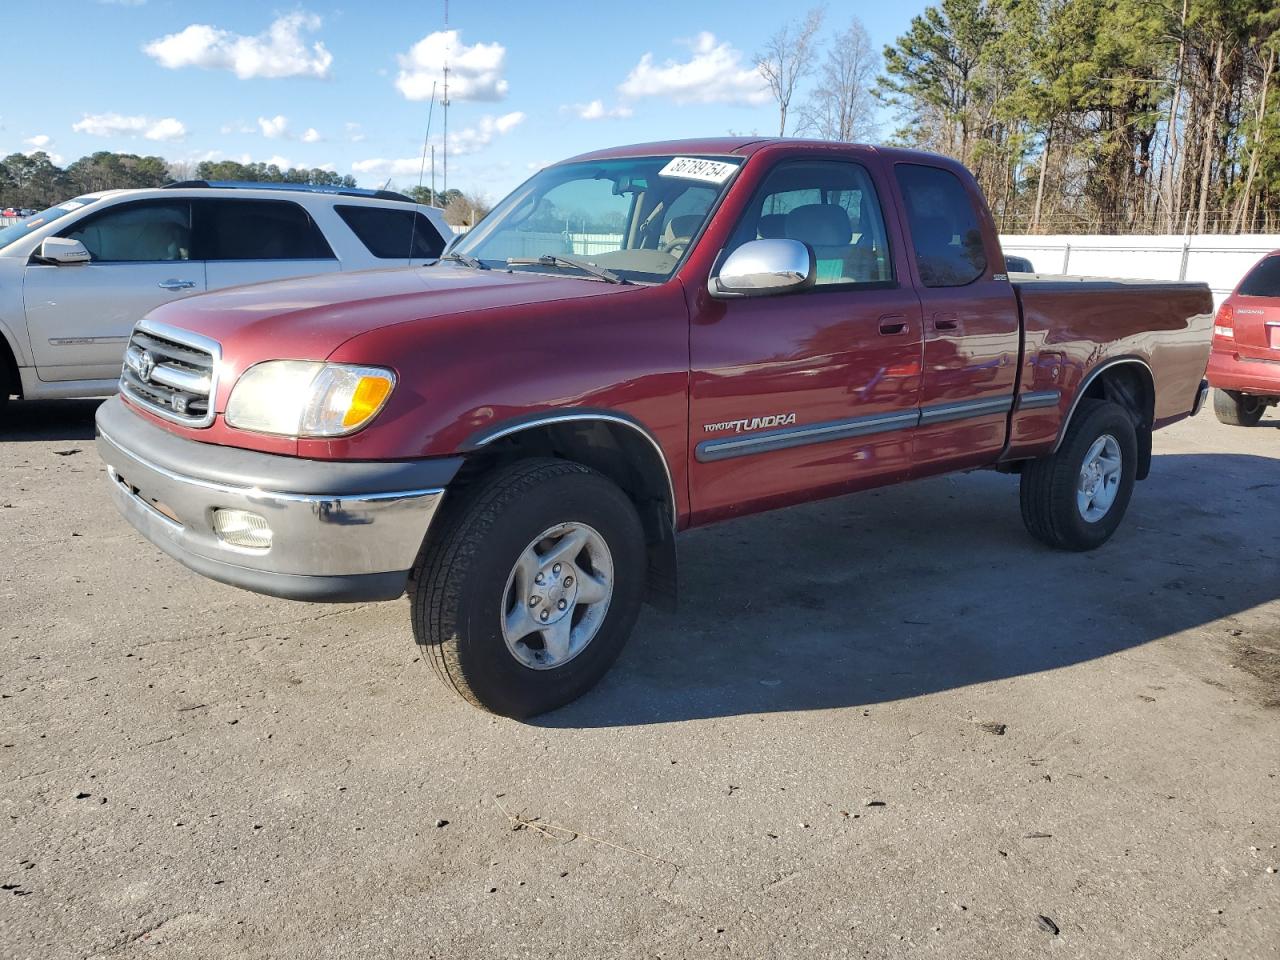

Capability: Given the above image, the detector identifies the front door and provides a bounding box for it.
[24,199,205,381]
[688,158,923,524]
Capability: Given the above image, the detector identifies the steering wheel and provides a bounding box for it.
[659,235,692,258]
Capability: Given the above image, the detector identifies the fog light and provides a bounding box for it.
[212,509,273,550]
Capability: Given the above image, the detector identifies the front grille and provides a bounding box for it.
[120,320,221,427]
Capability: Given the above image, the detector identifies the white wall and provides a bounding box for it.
[1000,233,1280,305]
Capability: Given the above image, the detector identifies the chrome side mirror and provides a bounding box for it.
[709,239,815,297]
[40,237,91,265]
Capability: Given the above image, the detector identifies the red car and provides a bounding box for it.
[1207,250,1280,425]
[96,139,1214,716]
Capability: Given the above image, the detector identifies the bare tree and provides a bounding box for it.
[799,17,878,143]
[755,7,826,137]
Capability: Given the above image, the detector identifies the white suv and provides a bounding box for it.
[0,182,453,407]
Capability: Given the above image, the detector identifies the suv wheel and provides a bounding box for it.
[1212,388,1266,427]
[1020,399,1137,551]
[409,458,647,718]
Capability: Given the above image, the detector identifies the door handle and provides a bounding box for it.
[878,314,909,335]
[158,279,196,291]
[933,313,959,331]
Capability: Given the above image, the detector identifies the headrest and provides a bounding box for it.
[786,204,852,247]
[757,213,787,239]
[664,214,703,241]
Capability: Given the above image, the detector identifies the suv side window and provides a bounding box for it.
[1238,255,1280,297]
[725,160,893,287]
[894,164,987,287]
[194,199,334,261]
[61,200,192,263]
[335,205,446,259]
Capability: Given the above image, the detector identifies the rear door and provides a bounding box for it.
[890,163,1021,474]
[1232,254,1280,361]
[195,198,341,290]
[23,198,205,381]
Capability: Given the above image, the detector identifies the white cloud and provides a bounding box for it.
[449,112,524,155]
[257,115,289,139]
[394,30,508,102]
[143,11,332,80]
[302,127,322,143]
[97,0,146,6]
[564,100,634,121]
[24,134,52,149]
[265,155,292,169]
[619,32,769,105]
[351,112,523,181]
[344,122,365,143]
[72,112,187,142]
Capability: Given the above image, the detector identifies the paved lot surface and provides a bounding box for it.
[1,400,1278,960]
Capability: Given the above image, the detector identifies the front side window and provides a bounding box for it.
[1238,255,1280,298]
[195,199,334,261]
[450,155,743,283]
[62,200,192,263]
[895,164,988,287]
[336,205,446,259]
[723,160,894,287]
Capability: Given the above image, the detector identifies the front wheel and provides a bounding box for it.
[409,458,647,718]
[1212,388,1266,427]
[1020,399,1138,551]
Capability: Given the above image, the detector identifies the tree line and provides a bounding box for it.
[760,0,1280,234]
[0,150,490,225]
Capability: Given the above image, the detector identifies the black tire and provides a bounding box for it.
[1212,388,1266,427]
[1020,399,1138,551]
[409,458,647,718]
[0,352,12,414]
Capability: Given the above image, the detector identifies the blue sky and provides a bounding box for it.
[1,0,932,200]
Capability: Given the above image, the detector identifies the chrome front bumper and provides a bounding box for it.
[95,397,462,602]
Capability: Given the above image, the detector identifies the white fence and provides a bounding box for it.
[1000,233,1279,305]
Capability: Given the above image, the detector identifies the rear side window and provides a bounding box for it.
[1238,256,1280,297]
[62,200,192,263]
[894,164,987,287]
[195,199,334,261]
[335,205,446,259]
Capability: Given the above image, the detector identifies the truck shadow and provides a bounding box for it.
[0,399,102,442]
[534,451,1280,728]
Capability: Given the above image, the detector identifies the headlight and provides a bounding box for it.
[225,361,396,437]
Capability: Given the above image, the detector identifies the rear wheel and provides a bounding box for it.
[409,458,647,718]
[1020,399,1137,551]
[0,350,12,415]
[1212,388,1266,427]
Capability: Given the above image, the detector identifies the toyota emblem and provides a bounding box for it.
[137,350,156,382]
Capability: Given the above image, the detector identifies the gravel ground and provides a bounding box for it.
[1,399,1277,960]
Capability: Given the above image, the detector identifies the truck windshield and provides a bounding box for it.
[448,155,743,283]
[0,197,99,253]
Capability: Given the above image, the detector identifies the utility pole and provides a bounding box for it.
[442,64,449,202]
[441,0,450,203]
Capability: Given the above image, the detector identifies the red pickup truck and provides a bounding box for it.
[96,139,1213,717]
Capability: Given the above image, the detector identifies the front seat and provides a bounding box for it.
[785,204,853,283]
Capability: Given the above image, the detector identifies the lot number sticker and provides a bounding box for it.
[659,157,738,185]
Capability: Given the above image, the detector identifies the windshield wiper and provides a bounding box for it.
[506,254,628,285]
[441,251,489,270]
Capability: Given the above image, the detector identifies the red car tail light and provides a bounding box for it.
[1213,301,1234,340]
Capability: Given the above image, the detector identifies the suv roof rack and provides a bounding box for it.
[163,180,415,203]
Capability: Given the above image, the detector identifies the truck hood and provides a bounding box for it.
[144,262,641,371]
